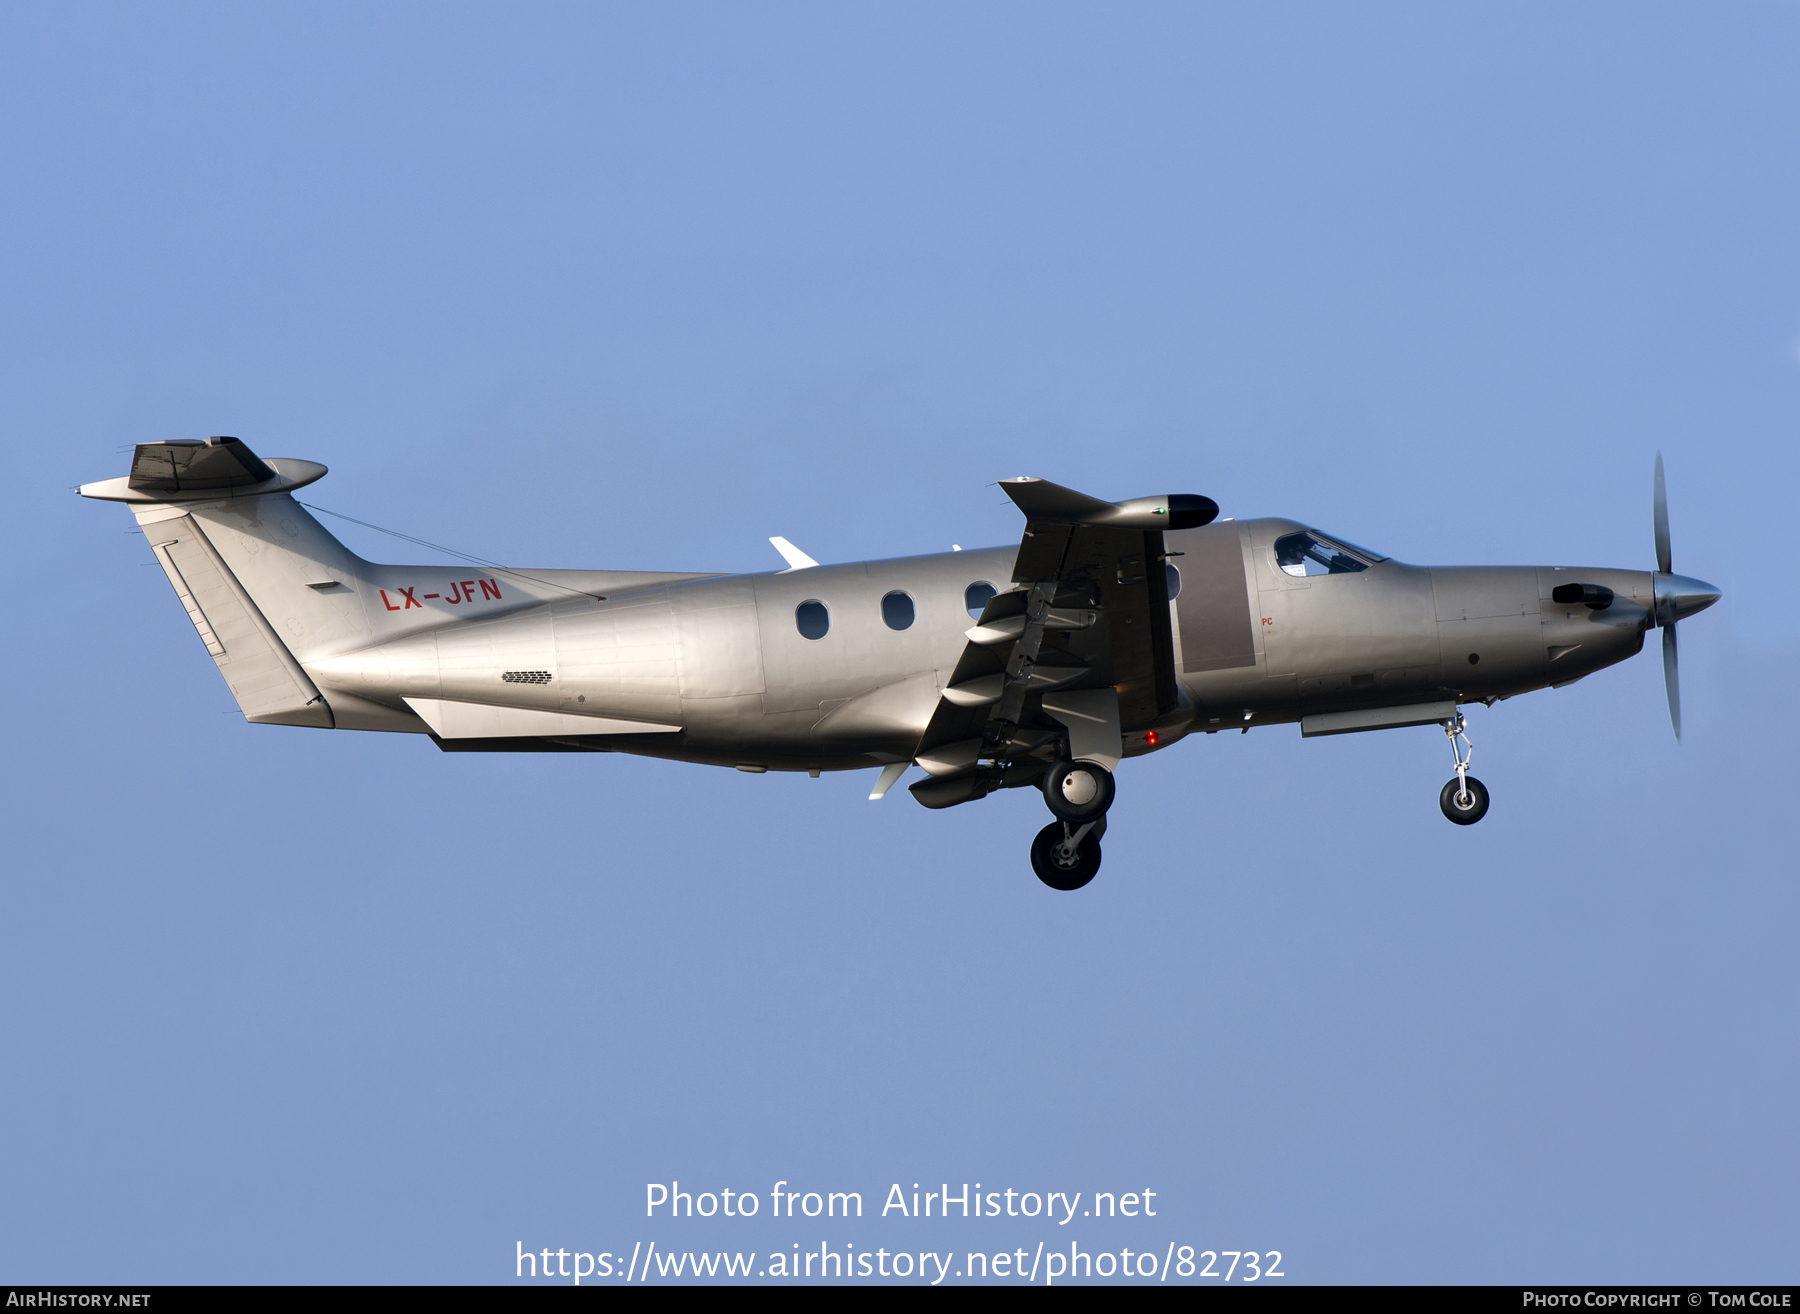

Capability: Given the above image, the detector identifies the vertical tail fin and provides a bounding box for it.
[82,439,368,728]
[167,493,377,664]
[83,437,713,735]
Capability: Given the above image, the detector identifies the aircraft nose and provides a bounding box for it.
[1655,573,1721,625]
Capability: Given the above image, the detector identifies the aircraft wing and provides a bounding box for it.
[909,478,1216,806]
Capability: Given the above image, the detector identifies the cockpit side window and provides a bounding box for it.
[1274,530,1383,577]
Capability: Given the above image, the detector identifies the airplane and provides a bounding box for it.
[81,437,1720,890]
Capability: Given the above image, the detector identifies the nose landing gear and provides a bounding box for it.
[1438,711,1489,824]
[1032,758,1115,889]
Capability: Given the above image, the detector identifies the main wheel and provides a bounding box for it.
[1041,759,1115,823]
[1439,775,1490,825]
[1031,821,1103,890]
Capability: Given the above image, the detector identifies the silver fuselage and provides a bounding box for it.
[297,513,1654,771]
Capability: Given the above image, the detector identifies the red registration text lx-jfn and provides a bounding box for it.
[379,578,504,611]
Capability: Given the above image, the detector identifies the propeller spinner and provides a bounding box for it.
[1650,451,1721,740]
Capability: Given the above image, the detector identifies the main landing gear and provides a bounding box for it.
[1438,710,1489,825]
[1031,758,1115,890]
[1031,819,1104,890]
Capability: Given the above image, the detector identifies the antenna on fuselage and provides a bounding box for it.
[768,537,818,571]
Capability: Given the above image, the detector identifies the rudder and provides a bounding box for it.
[143,510,336,727]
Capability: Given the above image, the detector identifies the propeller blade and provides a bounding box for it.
[1662,623,1681,741]
[1653,451,1672,576]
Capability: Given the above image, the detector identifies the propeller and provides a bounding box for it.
[1654,453,1678,739]
[1649,452,1720,741]
[1661,605,1680,740]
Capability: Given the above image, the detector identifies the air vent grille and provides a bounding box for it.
[502,670,553,684]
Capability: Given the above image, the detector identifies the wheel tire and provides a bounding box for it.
[1439,775,1490,825]
[1041,759,1115,823]
[1031,822,1102,890]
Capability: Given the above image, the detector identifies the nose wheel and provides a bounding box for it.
[1438,711,1489,824]
[1440,776,1489,823]
[1031,818,1105,890]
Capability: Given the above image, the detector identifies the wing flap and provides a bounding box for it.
[911,477,1208,800]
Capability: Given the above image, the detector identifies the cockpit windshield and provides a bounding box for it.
[1274,530,1386,577]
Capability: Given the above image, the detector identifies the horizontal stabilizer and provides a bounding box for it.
[132,437,273,492]
[81,437,326,504]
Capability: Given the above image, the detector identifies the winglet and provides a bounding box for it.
[769,536,818,570]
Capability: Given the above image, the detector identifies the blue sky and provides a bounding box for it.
[2,2,1795,1284]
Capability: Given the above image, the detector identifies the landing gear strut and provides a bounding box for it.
[1033,758,1115,888]
[1031,818,1105,890]
[1438,710,1489,825]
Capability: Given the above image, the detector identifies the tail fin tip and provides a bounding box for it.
[81,437,325,504]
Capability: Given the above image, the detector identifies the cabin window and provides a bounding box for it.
[1274,531,1381,577]
[964,581,997,618]
[1165,563,1182,599]
[881,590,915,631]
[795,600,830,640]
